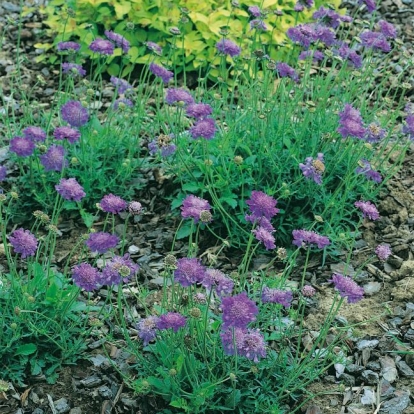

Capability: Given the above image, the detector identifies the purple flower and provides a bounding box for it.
[99,194,127,214]
[275,62,299,83]
[85,232,119,254]
[148,139,176,157]
[245,190,279,222]
[186,103,213,120]
[128,201,143,215]
[248,6,262,17]
[9,136,35,157]
[312,24,336,46]
[360,31,391,53]
[221,327,246,356]
[181,195,211,223]
[375,244,391,261]
[89,38,114,55]
[149,63,173,84]
[55,178,86,201]
[302,285,316,297]
[298,50,324,62]
[250,19,267,31]
[216,39,241,57]
[354,200,380,220]
[61,100,89,127]
[296,0,314,9]
[157,312,186,332]
[0,166,7,181]
[261,287,293,308]
[102,254,139,285]
[312,6,344,29]
[190,118,216,140]
[62,63,86,77]
[40,145,67,172]
[137,316,160,346]
[53,126,81,143]
[113,98,133,110]
[331,273,364,303]
[57,41,80,52]
[337,104,366,139]
[110,76,133,94]
[23,126,47,142]
[174,258,206,287]
[292,229,331,249]
[71,263,102,291]
[202,268,234,297]
[287,23,335,48]
[358,0,376,12]
[165,88,194,106]
[145,41,162,55]
[355,159,382,183]
[299,153,325,185]
[252,226,276,250]
[334,42,362,68]
[402,114,414,140]
[378,20,397,39]
[221,292,258,329]
[9,228,38,258]
[104,30,130,53]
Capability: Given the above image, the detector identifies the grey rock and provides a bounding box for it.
[388,317,403,328]
[361,387,376,405]
[380,379,394,398]
[32,409,44,414]
[402,0,413,4]
[361,370,380,384]
[396,360,414,377]
[366,361,381,371]
[404,328,414,344]
[69,409,82,414]
[379,390,410,414]
[345,364,365,374]
[1,2,21,12]
[80,375,102,388]
[98,385,113,398]
[357,339,379,350]
[380,356,398,383]
[339,373,356,386]
[120,397,138,407]
[55,398,71,414]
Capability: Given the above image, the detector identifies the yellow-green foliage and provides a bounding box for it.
[35,0,342,77]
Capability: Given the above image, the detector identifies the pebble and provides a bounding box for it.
[361,370,379,384]
[380,356,398,383]
[366,361,381,371]
[69,409,82,414]
[361,387,376,405]
[55,398,71,413]
[379,390,410,414]
[396,360,414,376]
[32,409,44,414]
[356,339,379,350]
[80,375,102,388]
[98,385,113,398]
[339,373,356,386]
[345,364,365,374]
[380,379,395,398]
[1,1,21,12]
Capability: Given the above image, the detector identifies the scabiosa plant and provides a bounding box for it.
[23,126,47,142]
[202,268,234,297]
[61,100,89,127]
[9,228,38,258]
[239,329,267,362]
[245,190,279,222]
[55,177,86,201]
[104,30,130,53]
[298,50,324,62]
[137,316,160,346]
[102,254,139,285]
[62,63,86,77]
[0,166,7,181]
[302,285,316,297]
[185,103,213,120]
[358,0,376,12]
[165,88,194,106]
[145,41,162,55]
[174,258,206,287]
[337,104,366,139]
[360,31,391,53]
[252,226,276,250]
[247,5,262,17]
[378,20,397,39]
[85,232,119,254]
[113,98,133,110]
[89,38,115,55]
[331,273,364,303]
[149,63,173,84]
[334,42,362,68]
[71,263,102,291]
[110,76,133,94]
[99,194,127,214]
[189,118,216,140]
[9,136,35,157]
[261,287,293,308]
[181,195,212,223]
[221,292,258,329]
[375,244,391,261]
[299,153,325,185]
[354,200,380,220]
[250,19,267,31]
[355,159,382,183]
[53,126,81,143]
[275,62,299,83]
[220,327,246,356]
[40,145,67,172]
[292,229,331,249]
[57,41,80,52]
[215,39,241,57]
[157,312,187,332]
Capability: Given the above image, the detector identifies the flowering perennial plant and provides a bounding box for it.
[331,273,364,303]
[9,229,38,258]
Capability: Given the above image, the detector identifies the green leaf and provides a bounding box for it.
[182,182,201,192]
[80,210,96,228]
[170,399,188,410]
[176,222,193,240]
[15,343,37,356]
[219,197,237,208]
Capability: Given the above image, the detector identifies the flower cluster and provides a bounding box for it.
[337,104,366,139]
[102,254,139,285]
[313,6,351,29]
[40,145,67,172]
[221,292,258,329]
[110,76,133,94]
[299,153,325,185]
[62,63,86,77]
[261,287,293,308]
[61,101,89,127]
[202,268,234,297]
[23,126,46,142]
[148,134,176,157]
[174,258,206,287]
[292,229,330,249]
[104,30,130,53]
[354,200,380,220]
[89,38,115,55]
[275,62,299,83]
[137,316,160,346]
[221,327,266,362]
[216,39,241,57]
[333,42,362,68]
[53,126,80,143]
[360,30,391,53]
[72,263,102,291]
[181,195,212,223]
[85,232,119,254]
[331,273,364,303]
[287,23,336,49]
[157,312,187,332]
[57,41,80,52]
[375,244,391,261]
[149,63,173,84]
[10,136,35,157]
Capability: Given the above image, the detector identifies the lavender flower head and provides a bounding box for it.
[275,62,299,83]
[292,229,330,249]
[221,292,258,329]
[62,63,86,77]
[149,63,173,84]
[186,103,213,120]
[99,194,127,214]
[105,30,130,53]
[299,153,325,185]
[378,20,397,39]
[137,316,160,346]
[102,254,139,285]
[55,178,86,201]
[221,327,246,356]
[110,76,133,94]
[221,328,267,362]
[0,166,7,182]
[354,200,380,220]
[53,126,81,143]
[402,114,414,140]
[337,104,366,139]
[375,244,391,261]
[190,118,216,140]
[252,226,276,250]
[40,145,67,172]
[23,126,47,142]
[216,39,241,57]
[298,50,324,62]
[312,6,344,29]
[334,42,362,69]
[202,268,234,297]
[9,228,38,258]
[360,31,391,53]
[355,159,382,183]
[248,6,262,17]
[174,258,205,287]
[250,19,267,31]
[331,273,364,303]
[113,98,133,110]
[85,232,119,254]
[165,88,194,106]
[72,263,102,291]
[181,195,211,223]
[245,190,279,222]
[358,0,376,12]
[157,312,186,332]
[89,38,115,55]
[145,41,162,55]
[9,136,35,157]
[57,41,81,52]
[61,100,89,127]
[261,287,293,308]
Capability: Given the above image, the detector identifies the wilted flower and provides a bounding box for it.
[62,63,86,77]
[61,100,89,127]
[190,118,216,140]
[157,312,187,332]
[275,62,299,83]
[165,88,194,106]
[137,316,160,346]
[360,31,391,53]
[354,200,380,220]
[71,263,102,291]
[55,178,86,201]
[104,30,130,53]
[110,76,133,94]
[337,104,366,139]
[99,194,127,214]
[221,292,258,329]
[40,145,67,172]
[23,126,47,142]
[53,126,81,143]
[102,254,139,285]
[85,232,119,254]
[145,41,162,55]
[149,63,173,84]
[9,136,35,157]
[89,38,114,55]
[331,273,364,303]
[174,258,205,287]
[9,228,38,258]
[181,195,211,223]
[378,20,397,39]
[292,229,330,249]
[299,153,325,185]
[216,39,241,57]
[355,159,382,183]
[302,285,316,297]
[375,244,391,261]
[186,103,213,120]
[245,190,279,222]
[261,287,293,308]
[128,201,143,215]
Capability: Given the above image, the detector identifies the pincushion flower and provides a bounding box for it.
[55,178,86,201]
[149,63,173,84]
[358,0,376,12]
[145,41,162,55]
[202,268,234,297]
[221,328,267,362]
[354,200,380,220]
[360,31,391,53]
[245,190,279,222]
[186,103,213,120]
[61,101,89,127]
[62,63,86,77]
[252,226,276,250]
[250,19,267,31]
[165,88,194,106]
[40,145,67,172]
[221,292,258,329]
[375,244,391,261]
[89,38,114,55]
[337,104,366,139]
[261,287,293,308]
[190,118,216,140]
[248,6,262,17]
[53,126,80,143]
[299,50,324,62]
[9,228,38,258]
[334,42,362,68]
[99,194,127,214]
[287,23,335,48]
[157,312,186,332]
[72,263,102,291]
[137,316,160,346]
[299,153,325,185]
[10,136,35,157]
[275,62,299,83]
[402,114,414,140]
[102,254,139,285]
[181,195,211,223]
[216,39,241,57]
[292,229,330,249]
[312,6,346,29]
[104,30,130,53]
[110,76,133,94]
[23,126,47,142]
[378,20,397,39]
[85,232,119,254]
[331,273,364,303]
[57,41,81,52]
[113,98,133,110]
[355,159,382,183]
[174,258,206,287]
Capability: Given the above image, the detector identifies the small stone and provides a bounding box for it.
[120,397,138,407]
[379,390,410,414]
[380,356,398,383]
[98,385,113,398]
[80,375,102,388]
[361,387,376,405]
[379,379,394,398]
[345,364,365,374]
[1,1,21,12]
[361,370,379,384]
[339,373,355,386]
[128,245,139,254]
[69,409,82,414]
[388,317,403,328]
[55,397,71,413]
[366,361,381,371]
[363,281,381,295]
[32,409,44,414]
[357,339,379,350]
[396,360,414,377]
[404,329,414,344]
